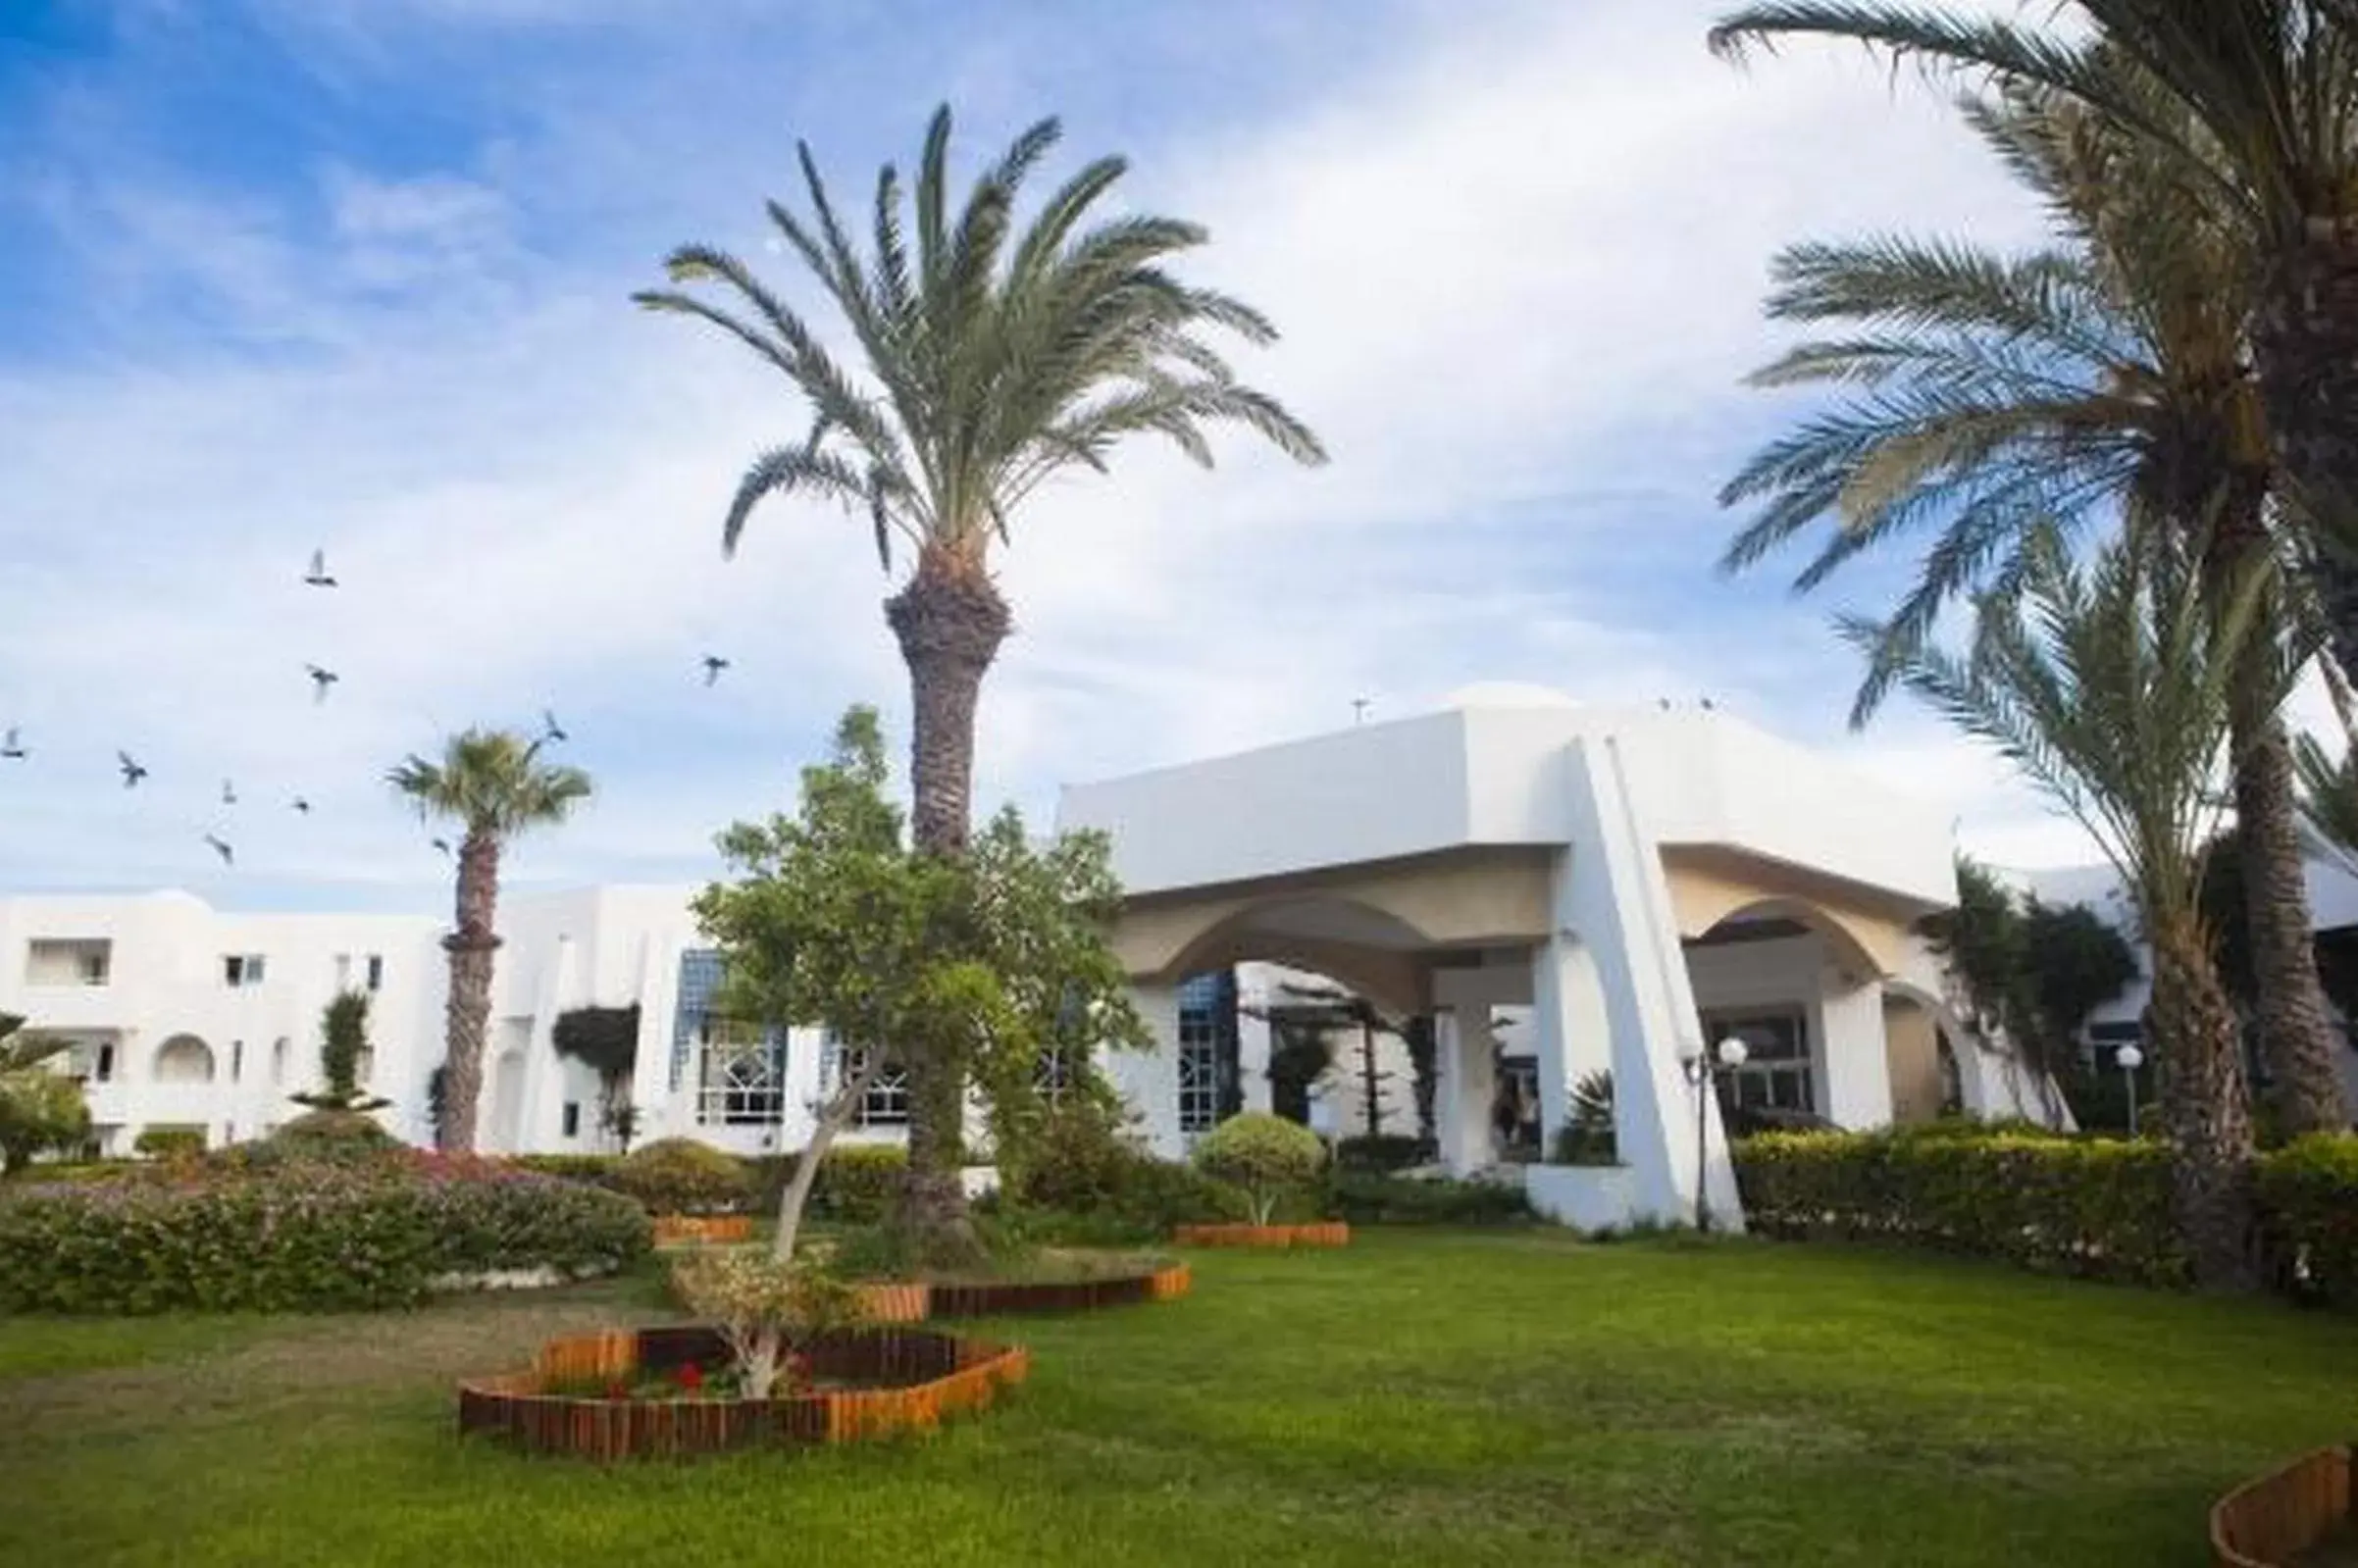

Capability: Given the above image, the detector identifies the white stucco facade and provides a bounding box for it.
[2,693,2054,1227]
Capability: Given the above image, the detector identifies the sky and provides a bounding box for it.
[0,0,2134,911]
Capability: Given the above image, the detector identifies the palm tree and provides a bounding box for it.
[1709,1,2358,684]
[637,104,1323,1241]
[1870,530,2290,1287]
[388,729,591,1152]
[1718,80,2350,1135]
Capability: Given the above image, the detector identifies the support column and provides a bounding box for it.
[1817,973,1895,1130]
[1106,983,1184,1159]
[1433,1007,1498,1176]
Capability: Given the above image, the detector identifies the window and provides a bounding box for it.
[270,1037,288,1087]
[79,950,109,986]
[366,954,384,992]
[26,939,110,987]
[94,1042,116,1084]
[561,1102,582,1138]
[223,954,267,987]
[231,1040,243,1083]
[1701,1009,1815,1115]
[695,1020,785,1126]
[841,1048,910,1128]
[1035,1046,1076,1107]
[1176,973,1225,1135]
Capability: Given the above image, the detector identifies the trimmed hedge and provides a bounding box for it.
[613,1138,751,1216]
[2257,1134,2358,1307]
[1322,1170,1534,1227]
[0,1153,649,1314]
[132,1127,206,1160]
[1335,1135,1432,1174]
[1734,1127,2185,1287]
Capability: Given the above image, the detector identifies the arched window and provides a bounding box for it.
[152,1035,217,1085]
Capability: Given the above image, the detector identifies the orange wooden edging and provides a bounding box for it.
[460,1325,1030,1461]
[852,1262,1189,1321]
[1173,1222,1351,1248]
[2211,1446,2353,1567]
[649,1215,754,1247]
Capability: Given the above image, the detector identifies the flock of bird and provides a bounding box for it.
[0,547,741,873]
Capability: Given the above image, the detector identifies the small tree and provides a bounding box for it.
[0,1017,88,1174]
[291,991,392,1114]
[551,1004,642,1151]
[693,705,1148,1264]
[1193,1111,1325,1225]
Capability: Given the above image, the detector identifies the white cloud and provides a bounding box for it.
[0,0,2097,903]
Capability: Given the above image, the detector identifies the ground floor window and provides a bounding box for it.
[832,1045,909,1128]
[695,1021,784,1126]
[1701,1008,1815,1116]
[1176,974,1225,1135]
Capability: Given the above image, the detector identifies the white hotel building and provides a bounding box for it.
[0,691,2066,1230]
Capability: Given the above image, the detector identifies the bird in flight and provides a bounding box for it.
[290,796,312,816]
[700,654,731,687]
[431,837,452,857]
[0,727,24,760]
[304,549,336,588]
[221,779,238,806]
[203,834,233,868]
[117,751,147,788]
[306,665,339,703]
[540,708,568,744]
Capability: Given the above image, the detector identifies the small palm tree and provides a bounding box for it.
[388,729,591,1151]
[1709,1,2358,678]
[1869,530,2297,1287]
[638,104,1323,1247]
[1720,78,2349,1134]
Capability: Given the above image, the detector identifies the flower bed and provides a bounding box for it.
[456,1324,1028,1460]
[650,1215,754,1247]
[848,1261,1191,1321]
[1173,1222,1350,1248]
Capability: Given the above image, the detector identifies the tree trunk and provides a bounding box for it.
[2147,908,2258,1292]
[436,830,503,1153]
[2230,697,2350,1137]
[883,561,1010,1264]
[2256,222,2358,685]
[774,1057,879,1263]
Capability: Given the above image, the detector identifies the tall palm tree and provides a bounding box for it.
[1709,1,2358,689]
[637,104,1323,1243]
[1719,81,2350,1135]
[388,729,591,1152]
[1871,530,2289,1288]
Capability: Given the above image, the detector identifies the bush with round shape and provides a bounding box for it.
[613,1137,750,1216]
[131,1126,206,1161]
[262,1110,397,1161]
[0,1153,649,1313]
[1191,1113,1326,1225]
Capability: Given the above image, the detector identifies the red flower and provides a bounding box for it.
[604,1380,629,1401]
[676,1362,704,1392]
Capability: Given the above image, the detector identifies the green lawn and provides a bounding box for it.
[3,1230,2354,1566]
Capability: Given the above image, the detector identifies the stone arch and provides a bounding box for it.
[1663,848,1922,982]
[1156,897,1435,1017]
[152,1034,217,1085]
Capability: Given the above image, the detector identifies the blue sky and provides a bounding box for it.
[0,0,2091,910]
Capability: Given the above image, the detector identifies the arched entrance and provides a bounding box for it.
[152,1035,217,1084]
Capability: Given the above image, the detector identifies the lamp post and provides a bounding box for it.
[1683,1036,1749,1232]
[2115,1043,2144,1138]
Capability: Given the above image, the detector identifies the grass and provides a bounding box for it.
[4,1230,2355,1566]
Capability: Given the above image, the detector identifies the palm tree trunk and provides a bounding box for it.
[2230,693,2350,1138]
[884,560,1010,1262]
[2256,224,2358,684]
[436,830,503,1153]
[2147,907,2257,1292]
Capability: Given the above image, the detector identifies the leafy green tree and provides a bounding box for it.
[387,729,592,1152]
[291,990,392,1114]
[1192,1112,1325,1225]
[693,706,1148,1264]
[0,1015,88,1174]
[638,104,1322,1249]
[1872,530,2297,1286]
[1717,75,2347,1135]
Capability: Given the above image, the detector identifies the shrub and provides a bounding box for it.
[259,1111,397,1163]
[0,1154,649,1313]
[671,1248,869,1396]
[1323,1170,1534,1226]
[1335,1134,1431,1174]
[132,1127,206,1161]
[506,1153,623,1186]
[1193,1113,1326,1225]
[613,1138,750,1216]
[2257,1134,2358,1306]
[807,1143,906,1224]
[1733,1127,2185,1288]
[1000,1112,1245,1239]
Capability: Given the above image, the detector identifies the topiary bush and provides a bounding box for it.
[613,1138,751,1216]
[0,1154,649,1313]
[1192,1113,1326,1225]
[256,1111,397,1164]
[131,1127,206,1161]
[1734,1127,2185,1288]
